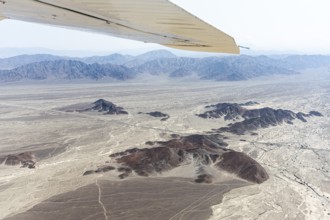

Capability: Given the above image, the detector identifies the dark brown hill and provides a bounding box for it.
[109,134,269,184]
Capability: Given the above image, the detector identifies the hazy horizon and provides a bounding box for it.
[0,46,329,59]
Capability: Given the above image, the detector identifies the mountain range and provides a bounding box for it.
[0,50,329,82]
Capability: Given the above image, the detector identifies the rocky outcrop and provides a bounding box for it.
[220,109,322,135]
[197,103,245,120]
[239,101,260,106]
[198,103,323,135]
[0,152,36,168]
[109,134,269,184]
[215,151,268,184]
[83,165,115,176]
[112,147,180,176]
[80,99,128,115]
[195,174,214,183]
[139,111,170,121]
[60,99,128,115]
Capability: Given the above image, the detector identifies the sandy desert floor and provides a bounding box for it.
[0,69,329,220]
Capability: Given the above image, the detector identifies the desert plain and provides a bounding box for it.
[0,69,329,220]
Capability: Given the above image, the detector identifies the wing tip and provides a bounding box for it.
[164,44,240,54]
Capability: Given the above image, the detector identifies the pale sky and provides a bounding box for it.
[0,0,329,54]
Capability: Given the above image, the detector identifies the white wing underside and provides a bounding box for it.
[0,0,239,54]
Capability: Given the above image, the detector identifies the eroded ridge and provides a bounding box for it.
[109,134,269,184]
[197,102,323,134]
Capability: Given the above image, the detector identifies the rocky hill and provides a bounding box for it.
[108,134,269,184]
[197,102,323,135]
[59,99,128,115]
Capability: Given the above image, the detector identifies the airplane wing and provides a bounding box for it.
[0,0,240,54]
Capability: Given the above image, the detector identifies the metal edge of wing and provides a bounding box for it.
[165,0,240,54]
[164,44,240,54]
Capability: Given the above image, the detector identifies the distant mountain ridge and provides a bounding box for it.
[0,50,329,82]
[80,53,134,65]
[0,50,177,70]
[0,54,65,70]
[0,60,133,82]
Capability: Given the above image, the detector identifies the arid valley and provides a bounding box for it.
[0,69,329,220]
